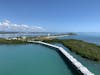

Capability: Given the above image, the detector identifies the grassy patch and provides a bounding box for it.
[43,39,100,61]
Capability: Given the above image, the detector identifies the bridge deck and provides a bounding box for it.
[28,41,94,75]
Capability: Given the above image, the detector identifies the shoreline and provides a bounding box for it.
[42,39,100,61]
[0,37,100,61]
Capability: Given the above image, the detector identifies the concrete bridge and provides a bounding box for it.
[28,41,94,75]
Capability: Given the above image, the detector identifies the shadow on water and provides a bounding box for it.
[35,43,82,75]
[56,50,82,75]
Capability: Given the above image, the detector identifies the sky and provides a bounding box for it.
[0,0,100,32]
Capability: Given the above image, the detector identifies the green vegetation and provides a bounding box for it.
[0,38,27,44]
[0,36,100,61]
[43,39,100,61]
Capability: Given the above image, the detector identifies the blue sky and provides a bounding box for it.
[0,0,100,32]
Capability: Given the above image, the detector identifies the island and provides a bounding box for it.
[0,33,100,61]
[0,38,27,44]
[42,39,100,61]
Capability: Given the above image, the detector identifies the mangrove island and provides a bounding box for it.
[0,34,100,61]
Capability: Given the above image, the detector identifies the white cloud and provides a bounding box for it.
[0,20,45,32]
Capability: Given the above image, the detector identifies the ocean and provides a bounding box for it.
[0,32,100,75]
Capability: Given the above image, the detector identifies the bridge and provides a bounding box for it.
[28,41,94,75]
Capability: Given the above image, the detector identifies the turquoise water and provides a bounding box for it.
[57,32,100,75]
[0,32,100,75]
[59,32,100,45]
[0,44,78,75]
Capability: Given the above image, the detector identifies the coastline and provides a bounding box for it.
[42,39,100,61]
[0,37,100,61]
